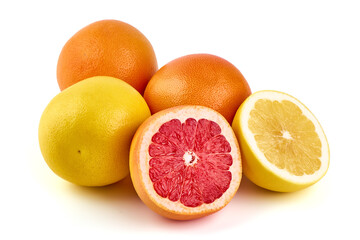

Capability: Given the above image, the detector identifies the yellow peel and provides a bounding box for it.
[232,90,329,192]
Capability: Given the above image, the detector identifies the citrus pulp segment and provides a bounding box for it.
[232,90,329,192]
[130,106,242,220]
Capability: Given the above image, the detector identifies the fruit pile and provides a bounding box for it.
[39,20,330,220]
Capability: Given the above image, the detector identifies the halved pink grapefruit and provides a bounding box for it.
[129,105,242,220]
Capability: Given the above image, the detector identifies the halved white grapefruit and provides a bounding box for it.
[232,90,330,192]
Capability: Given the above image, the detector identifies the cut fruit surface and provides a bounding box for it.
[232,90,330,192]
[130,106,242,220]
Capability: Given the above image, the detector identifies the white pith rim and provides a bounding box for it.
[138,106,242,214]
[240,90,330,184]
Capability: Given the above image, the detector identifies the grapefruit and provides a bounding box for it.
[143,53,251,123]
[38,76,151,186]
[57,19,158,94]
[232,90,330,192]
[130,105,242,220]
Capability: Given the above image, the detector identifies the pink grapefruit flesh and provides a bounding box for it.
[129,105,242,220]
[149,118,233,207]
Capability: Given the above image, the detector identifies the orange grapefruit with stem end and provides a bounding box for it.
[144,54,251,123]
[130,105,242,220]
[57,19,158,94]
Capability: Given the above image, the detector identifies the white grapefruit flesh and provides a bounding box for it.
[232,90,330,192]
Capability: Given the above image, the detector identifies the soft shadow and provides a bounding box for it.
[144,177,285,233]
[146,206,224,235]
[237,175,315,200]
[237,175,288,198]
[46,166,320,233]
[64,175,159,229]
[65,176,221,232]
[66,175,138,203]
[223,175,316,226]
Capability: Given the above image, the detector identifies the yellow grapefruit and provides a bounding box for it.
[232,90,330,192]
[38,76,150,186]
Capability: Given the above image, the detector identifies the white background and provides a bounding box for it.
[1,0,359,239]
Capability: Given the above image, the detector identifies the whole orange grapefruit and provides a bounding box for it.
[143,54,251,123]
[57,19,158,94]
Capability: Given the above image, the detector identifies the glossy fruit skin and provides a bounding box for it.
[38,76,151,186]
[57,19,158,94]
[144,54,251,123]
